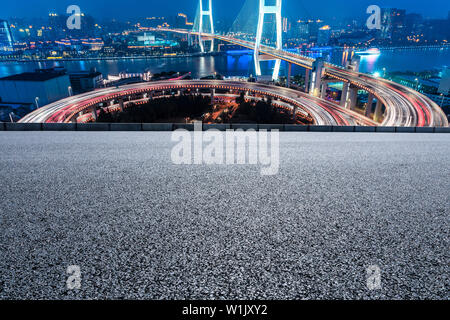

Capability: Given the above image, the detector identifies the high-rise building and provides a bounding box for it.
[380,8,406,41]
[293,20,310,41]
[292,20,325,42]
[317,25,331,46]
[405,13,423,32]
[0,20,14,54]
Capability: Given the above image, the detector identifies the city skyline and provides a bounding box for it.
[1,0,449,20]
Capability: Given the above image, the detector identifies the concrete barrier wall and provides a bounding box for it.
[203,124,230,131]
[309,125,332,132]
[42,123,76,131]
[231,124,258,130]
[142,123,173,131]
[396,127,415,133]
[375,126,396,133]
[258,124,284,131]
[355,126,376,132]
[332,126,355,132]
[5,123,42,131]
[1,123,449,133]
[110,123,142,131]
[76,123,110,131]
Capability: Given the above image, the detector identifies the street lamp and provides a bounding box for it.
[35,97,40,109]
[68,86,73,96]
[440,93,445,107]
[415,78,419,90]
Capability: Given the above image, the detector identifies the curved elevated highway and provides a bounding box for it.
[155,29,448,127]
[19,80,377,126]
[19,29,448,127]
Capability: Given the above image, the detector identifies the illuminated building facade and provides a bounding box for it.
[0,20,14,54]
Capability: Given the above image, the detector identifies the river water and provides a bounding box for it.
[0,47,449,79]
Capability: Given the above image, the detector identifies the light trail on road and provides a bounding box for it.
[19,80,378,126]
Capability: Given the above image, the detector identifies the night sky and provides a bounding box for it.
[2,0,449,20]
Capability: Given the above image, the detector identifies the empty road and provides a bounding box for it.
[0,132,448,299]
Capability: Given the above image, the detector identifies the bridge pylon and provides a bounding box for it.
[254,0,283,81]
[197,0,214,53]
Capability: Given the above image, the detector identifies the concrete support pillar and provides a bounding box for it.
[309,58,324,96]
[119,98,124,112]
[287,63,292,88]
[304,69,310,93]
[348,87,358,110]
[365,93,374,117]
[374,99,383,122]
[340,82,350,107]
[320,82,328,99]
[210,88,215,103]
[292,106,298,121]
[91,107,97,121]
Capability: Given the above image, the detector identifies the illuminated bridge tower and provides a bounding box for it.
[254,0,283,81]
[197,0,214,53]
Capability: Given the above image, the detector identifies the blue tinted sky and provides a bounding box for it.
[2,0,449,20]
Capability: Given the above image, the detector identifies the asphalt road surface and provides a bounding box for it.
[0,132,448,299]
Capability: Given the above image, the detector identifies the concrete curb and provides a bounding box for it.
[231,124,258,130]
[396,127,416,133]
[415,127,435,133]
[5,123,42,131]
[173,123,195,131]
[203,124,231,131]
[110,123,142,131]
[258,124,284,131]
[435,127,450,133]
[332,126,355,132]
[309,125,332,132]
[284,125,309,131]
[355,126,376,132]
[376,126,396,133]
[142,123,173,131]
[42,123,77,131]
[76,123,110,131]
[1,123,449,133]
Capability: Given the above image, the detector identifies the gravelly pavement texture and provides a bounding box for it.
[0,131,448,300]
